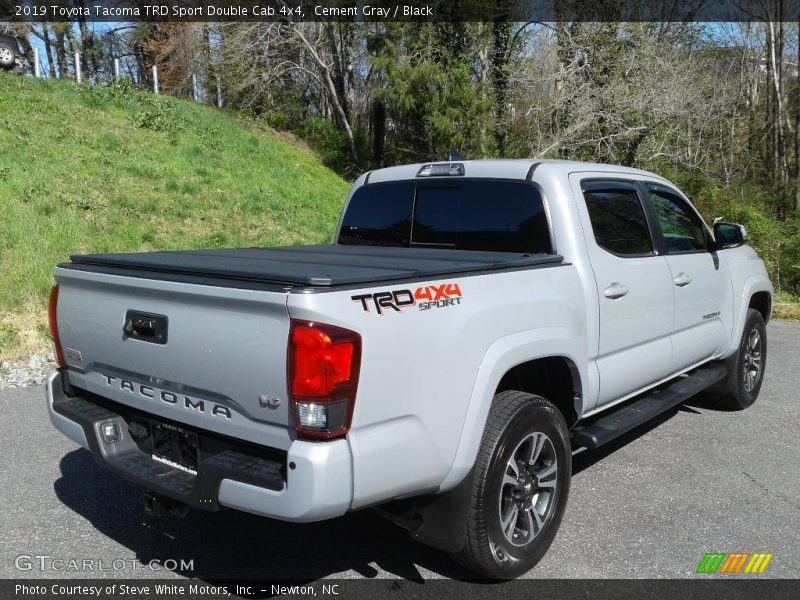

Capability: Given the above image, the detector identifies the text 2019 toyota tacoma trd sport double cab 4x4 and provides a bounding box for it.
[46,160,772,578]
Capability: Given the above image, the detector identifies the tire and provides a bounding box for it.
[0,43,15,69]
[706,308,767,410]
[451,391,571,579]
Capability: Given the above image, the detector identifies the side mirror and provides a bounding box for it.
[713,222,748,249]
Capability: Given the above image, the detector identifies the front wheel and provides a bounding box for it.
[706,308,767,410]
[451,391,571,579]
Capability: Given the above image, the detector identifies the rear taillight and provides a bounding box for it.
[287,320,361,440]
[48,285,66,368]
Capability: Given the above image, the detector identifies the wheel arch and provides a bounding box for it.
[749,290,772,324]
[495,356,582,427]
[438,327,587,492]
[728,276,773,357]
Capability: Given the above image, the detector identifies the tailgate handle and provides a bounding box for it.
[124,311,168,345]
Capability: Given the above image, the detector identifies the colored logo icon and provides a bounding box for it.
[696,552,773,574]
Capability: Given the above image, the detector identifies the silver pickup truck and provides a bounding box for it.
[46,159,772,578]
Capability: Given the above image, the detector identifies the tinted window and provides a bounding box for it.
[583,184,653,255]
[647,187,707,253]
[412,181,551,253]
[338,181,414,246]
[339,180,552,254]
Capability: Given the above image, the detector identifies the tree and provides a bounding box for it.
[370,23,496,163]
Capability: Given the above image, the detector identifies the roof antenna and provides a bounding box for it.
[447,149,466,161]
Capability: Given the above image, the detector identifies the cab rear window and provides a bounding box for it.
[338,179,552,254]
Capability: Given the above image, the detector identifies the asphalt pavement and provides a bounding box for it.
[1,321,798,581]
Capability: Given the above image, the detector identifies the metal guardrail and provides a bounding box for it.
[29,47,213,102]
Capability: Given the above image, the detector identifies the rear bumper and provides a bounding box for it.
[46,370,353,522]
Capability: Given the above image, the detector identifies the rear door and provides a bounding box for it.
[571,176,675,405]
[641,183,730,368]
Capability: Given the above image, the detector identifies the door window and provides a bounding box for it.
[582,182,654,256]
[646,186,708,253]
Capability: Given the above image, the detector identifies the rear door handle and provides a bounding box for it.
[604,282,629,299]
[674,272,692,287]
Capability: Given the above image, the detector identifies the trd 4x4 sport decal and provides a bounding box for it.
[352,283,463,315]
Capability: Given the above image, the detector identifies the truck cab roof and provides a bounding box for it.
[362,159,670,185]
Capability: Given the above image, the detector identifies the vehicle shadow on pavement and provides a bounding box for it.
[53,401,708,585]
[571,406,687,475]
[53,450,475,583]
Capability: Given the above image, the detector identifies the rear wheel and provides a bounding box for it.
[706,308,767,410]
[452,391,571,579]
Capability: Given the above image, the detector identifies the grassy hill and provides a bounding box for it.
[0,73,350,361]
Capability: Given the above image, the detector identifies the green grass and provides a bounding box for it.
[774,291,800,322]
[0,74,350,360]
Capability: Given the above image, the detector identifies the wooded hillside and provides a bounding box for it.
[3,17,800,297]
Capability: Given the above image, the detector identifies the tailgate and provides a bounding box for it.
[54,266,293,450]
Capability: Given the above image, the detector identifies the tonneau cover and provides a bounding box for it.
[67,245,563,287]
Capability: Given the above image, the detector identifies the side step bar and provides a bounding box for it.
[572,363,727,449]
